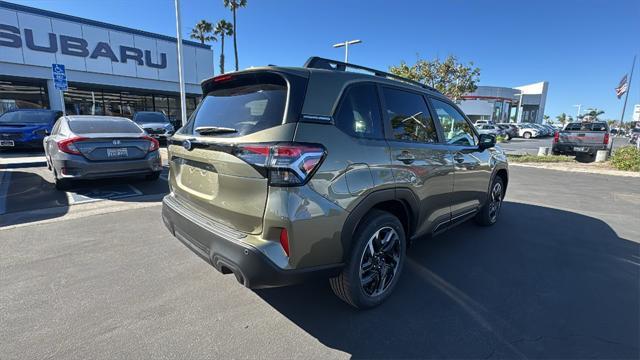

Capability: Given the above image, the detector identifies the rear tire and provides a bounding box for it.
[475,176,504,226]
[145,171,161,181]
[523,132,532,139]
[330,210,406,309]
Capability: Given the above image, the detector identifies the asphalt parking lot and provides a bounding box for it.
[1,162,638,359]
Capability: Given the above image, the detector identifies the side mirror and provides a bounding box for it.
[478,133,496,150]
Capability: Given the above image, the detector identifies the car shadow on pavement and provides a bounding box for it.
[255,202,639,359]
[0,168,169,227]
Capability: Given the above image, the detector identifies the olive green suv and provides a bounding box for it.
[162,57,508,308]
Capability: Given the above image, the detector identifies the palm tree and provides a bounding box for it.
[556,113,570,126]
[190,20,216,44]
[223,0,247,71]
[579,108,605,121]
[214,20,234,74]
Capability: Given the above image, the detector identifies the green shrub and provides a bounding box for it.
[496,135,507,143]
[610,146,640,171]
[507,154,574,163]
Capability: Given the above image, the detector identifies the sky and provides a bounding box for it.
[8,0,640,122]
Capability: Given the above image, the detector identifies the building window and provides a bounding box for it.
[0,78,49,115]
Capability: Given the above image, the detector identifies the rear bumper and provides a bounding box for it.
[53,150,162,179]
[161,195,341,289]
[552,144,608,155]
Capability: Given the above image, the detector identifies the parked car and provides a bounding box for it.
[475,124,505,138]
[0,109,62,149]
[161,57,509,309]
[515,124,540,139]
[133,111,175,141]
[474,119,493,125]
[496,124,518,139]
[44,115,163,190]
[552,121,612,160]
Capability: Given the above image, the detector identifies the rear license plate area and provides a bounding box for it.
[107,147,128,157]
[573,146,588,152]
[0,140,15,147]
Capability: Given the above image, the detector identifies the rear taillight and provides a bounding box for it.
[279,228,290,256]
[603,133,609,145]
[57,136,86,155]
[553,131,559,143]
[142,136,160,152]
[234,143,326,186]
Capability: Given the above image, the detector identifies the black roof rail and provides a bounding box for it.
[303,56,440,93]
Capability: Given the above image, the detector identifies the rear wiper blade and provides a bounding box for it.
[195,126,237,134]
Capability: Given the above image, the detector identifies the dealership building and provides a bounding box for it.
[0,1,213,122]
[457,82,549,124]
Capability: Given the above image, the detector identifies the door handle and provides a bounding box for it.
[396,151,416,164]
[453,153,465,163]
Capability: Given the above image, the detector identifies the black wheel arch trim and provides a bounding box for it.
[340,188,420,262]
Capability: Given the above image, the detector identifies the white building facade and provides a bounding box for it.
[0,1,214,123]
[457,82,549,124]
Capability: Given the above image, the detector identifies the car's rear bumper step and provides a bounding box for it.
[162,195,341,289]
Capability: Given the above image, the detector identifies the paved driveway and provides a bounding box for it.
[1,167,638,359]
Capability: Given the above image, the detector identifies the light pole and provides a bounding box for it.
[573,104,582,119]
[174,0,187,126]
[333,39,362,63]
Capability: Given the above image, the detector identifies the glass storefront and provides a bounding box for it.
[63,83,198,126]
[0,78,49,115]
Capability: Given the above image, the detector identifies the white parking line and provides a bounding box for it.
[66,184,143,205]
[0,170,12,215]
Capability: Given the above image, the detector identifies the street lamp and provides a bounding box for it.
[333,39,362,63]
[573,104,582,119]
[174,0,187,126]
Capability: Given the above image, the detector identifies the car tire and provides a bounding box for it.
[145,171,161,181]
[523,132,532,139]
[330,210,406,309]
[475,176,505,227]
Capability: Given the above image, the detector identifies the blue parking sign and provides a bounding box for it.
[51,64,68,91]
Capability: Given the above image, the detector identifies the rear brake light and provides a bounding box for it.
[142,136,160,152]
[553,131,559,143]
[603,133,609,145]
[213,74,233,82]
[279,228,290,256]
[57,136,87,155]
[234,143,326,186]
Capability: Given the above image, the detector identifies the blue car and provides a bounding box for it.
[0,109,62,149]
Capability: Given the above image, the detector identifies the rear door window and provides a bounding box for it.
[184,73,287,137]
[334,83,383,139]
[69,119,142,134]
[382,87,438,143]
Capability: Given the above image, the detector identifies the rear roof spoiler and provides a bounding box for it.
[303,56,441,94]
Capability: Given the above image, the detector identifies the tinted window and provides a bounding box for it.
[185,73,287,137]
[0,111,56,124]
[334,84,383,138]
[68,119,142,134]
[565,122,608,131]
[430,98,477,146]
[382,88,438,143]
[133,112,168,124]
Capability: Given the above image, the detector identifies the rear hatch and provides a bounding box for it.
[559,122,608,145]
[168,70,309,234]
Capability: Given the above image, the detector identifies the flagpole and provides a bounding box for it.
[620,55,636,126]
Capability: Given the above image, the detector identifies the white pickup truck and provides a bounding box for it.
[552,122,611,159]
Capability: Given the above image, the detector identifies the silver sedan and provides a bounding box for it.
[43,115,162,190]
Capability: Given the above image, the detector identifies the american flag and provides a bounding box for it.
[615,74,628,99]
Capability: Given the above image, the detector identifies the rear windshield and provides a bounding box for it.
[564,123,608,131]
[0,111,57,124]
[69,119,142,134]
[133,112,168,124]
[183,73,287,137]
